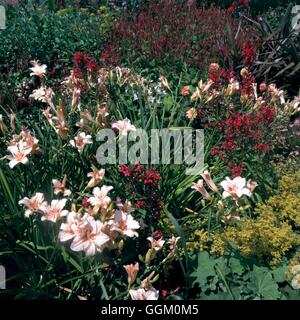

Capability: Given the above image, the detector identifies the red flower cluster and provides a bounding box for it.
[211,104,276,176]
[118,164,162,218]
[73,51,98,79]
[226,1,238,15]
[226,0,249,14]
[242,41,256,67]
[107,1,258,70]
[208,66,234,87]
[119,164,161,186]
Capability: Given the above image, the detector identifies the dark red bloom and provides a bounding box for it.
[82,197,90,207]
[135,200,146,208]
[152,230,164,239]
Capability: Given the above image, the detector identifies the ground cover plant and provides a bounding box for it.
[0,0,299,300]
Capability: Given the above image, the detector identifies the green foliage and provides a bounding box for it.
[252,5,300,96]
[0,7,109,72]
[189,250,295,300]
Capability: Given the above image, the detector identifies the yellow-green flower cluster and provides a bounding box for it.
[211,170,300,266]
[186,229,208,252]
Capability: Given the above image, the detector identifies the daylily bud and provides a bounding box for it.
[200,170,219,193]
[123,262,139,286]
[150,274,160,283]
[160,75,170,90]
[191,179,212,200]
[145,249,153,265]
[217,200,224,213]
[118,239,124,250]
[9,113,16,131]
[0,115,8,133]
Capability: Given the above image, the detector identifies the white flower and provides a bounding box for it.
[30,60,47,78]
[89,185,113,210]
[59,211,82,242]
[109,210,140,237]
[292,96,300,112]
[52,175,71,197]
[6,141,32,168]
[147,237,165,252]
[30,86,54,104]
[186,107,197,120]
[220,176,252,200]
[70,216,110,256]
[191,179,211,200]
[129,288,159,300]
[70,132,93,153]
[87,168,105,188]
[291,274,300,290]
[112,118,136,135]
[168,236,180,251]
[18,192,47,218]
[41,199,69,222]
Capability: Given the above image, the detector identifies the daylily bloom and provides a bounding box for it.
[59,211,82,242]
[89,185,113,210]
[220,176,252,200]
[19,192,47,218]
[80,110,95,123]
[52,175,71,197]
[246,179,258,193]
[200,80,214,93]
[70,216,110,256]
[191,88,200,101]
[109,210,140,237]
[116,200,134,215]
[70,132,93,152]
[87,168,105,188]
[181,86,190,96]
[30,60,47,78]
[292,96,300,112]
[112,118,136,136]
[240,67,248,78]
[5,141,32,168]
[20,129,41,154]
[186,107,197,120]
[147,236,165,252]
[200,170,219,192]
[168,236,180,251]
[55,121,69,140]
[209,63,220,71]
[191,179,211,200]
[129,288,159,300]
[30,86,54,104]
[123,262,139,286]
[41,199,69,222]
[97,107,109,119]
